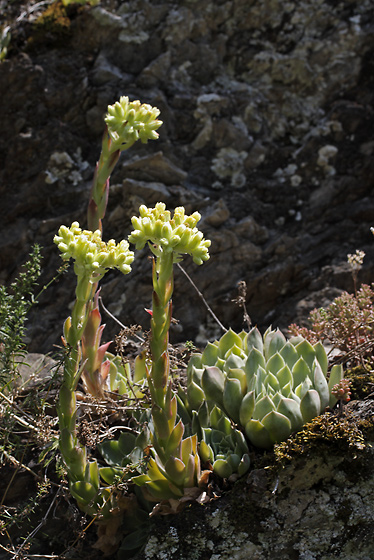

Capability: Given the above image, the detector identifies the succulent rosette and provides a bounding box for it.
[186,327,343,449]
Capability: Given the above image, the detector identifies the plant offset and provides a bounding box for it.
[1,95,362,556]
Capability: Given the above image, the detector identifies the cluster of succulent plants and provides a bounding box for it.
[52,95,350,554]
[184,327,343,449]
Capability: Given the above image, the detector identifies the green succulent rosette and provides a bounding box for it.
[186,327,344,449]
[129,202,211,265]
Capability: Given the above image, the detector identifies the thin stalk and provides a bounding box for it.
[176,262,227,333]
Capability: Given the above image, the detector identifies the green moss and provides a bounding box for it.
[345,365,374,399]
[272,410,368,467]
[27,1,74,48]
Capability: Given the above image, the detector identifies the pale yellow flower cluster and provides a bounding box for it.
[54,222,134,278]
[105,96,163,149]
[129,202,211,265]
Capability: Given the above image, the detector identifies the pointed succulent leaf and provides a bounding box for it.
[232,426,249,454]
[143,479,183,501]
[272,391,282,408]
[199,439,214,463]
[187,379,206,411]
[295,339,316,370]
[180,435,193,466]
[99,466,124,485]
[265,371,280,392]
[252,394,275,420]
[223,377,244,424]
[238,454,251,476]
[245,326,264,353]
[151,404,170,441]
[201,342,219,366]
[277,397,304,431]
[300,389,321,423]
[227,368,247,393]
[252,366,267,394]
[277,364,293,389]
[245,419,273,449]
[98,440,126,467]
[176,393,191,425]
[294,378,312,400]
[165,419,184,455]
[281,380,294,398]
[312,359,329,411]
[218,328,244,358]
[210,405,225,430]
[164,456,186,486]
[191,410,202,440]
[245,347,266,377]
[328,364,344,407]
[216,357,226,370]
[261,410,292,444]
[279,341,299,369]
[264,328,287,360]
[188,363,203,384]
[212,458,233,479]
[146,457,167,481]
[224,352,246,372]
[85,460,100,490]
[197,401,210,428]
[217,413,233,436]
[183,453,198,487]
[134,350,148,382]
[202,366,225,407]
[187,353,204,376]
[313,341,328,376]
[118,432,137,456]
[292,356,311,387]
[70,481,98,505]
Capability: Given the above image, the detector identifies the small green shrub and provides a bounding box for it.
[0,245,42,388]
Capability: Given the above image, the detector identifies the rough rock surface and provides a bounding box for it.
[0,0,373,353]
[135,400,374,560]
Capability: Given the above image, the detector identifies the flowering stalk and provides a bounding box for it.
[54,223,134,511]
[129,203,211,501]
[80,290,112,397]
[88,96,162,232]
[83,97,162,396]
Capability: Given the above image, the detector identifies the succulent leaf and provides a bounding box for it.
[202,366,225,407]
[264,328,287,360]
[313,341,329,375]
[223,377,244,424]
[245,326,264,353]
[300,389,321,423]
[261,410,292,443]
[239,391,256,426]
[328,364,344,407]
[295,339,316,370]
[218,329,244,357]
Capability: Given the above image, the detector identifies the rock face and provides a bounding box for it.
[135,401,374,560]
[0,0,374,352]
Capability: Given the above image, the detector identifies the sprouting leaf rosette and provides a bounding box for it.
[186,327,344,449]
[105,96,163,150]
[128,202,211,265]
[54,222,134,281]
